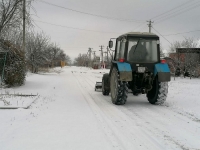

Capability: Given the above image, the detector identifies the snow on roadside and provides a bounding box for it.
[0,66,200,150]
[0,67,64,109]
[166,77,200,122]
[0,66,114,150]
[0,94,39,109]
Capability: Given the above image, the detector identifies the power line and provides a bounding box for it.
[36,19,198,39]
[133,22,147,31]
[34,20,122,34]
[34,18,200,41]
[34,19,152,36]
[37,0,145,23]
[163,29,200,36]
[151,0,196,20]
[156,3,200,24]
[154,0,199,22]
[133,0,195,32]
[152,26,172,45]
[154,1,200,24]
[36,0,200,35]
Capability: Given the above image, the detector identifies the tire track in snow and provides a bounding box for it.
[77,72,200,150]
[119,106,199,150]
[73,72,169,150]
[72,72,125,150]
[118,97,200,150]
[163,103,200,123]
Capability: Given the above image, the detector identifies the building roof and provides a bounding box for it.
[176,48,200,53]
[118,32,159,38]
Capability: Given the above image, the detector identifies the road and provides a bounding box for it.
[0,66,200,150]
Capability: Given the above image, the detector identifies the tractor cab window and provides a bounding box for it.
[127,38,158,63]
[115,38,126,61]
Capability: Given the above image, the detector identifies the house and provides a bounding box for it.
[168,48,200,77]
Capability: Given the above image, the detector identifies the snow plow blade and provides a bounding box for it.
[95,82,102,91]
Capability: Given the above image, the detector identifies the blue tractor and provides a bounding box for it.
[102,32,170,105]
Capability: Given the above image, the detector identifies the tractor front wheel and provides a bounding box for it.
[102,74,110,95]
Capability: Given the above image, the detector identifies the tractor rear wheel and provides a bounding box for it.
[147,77,168,105]
[110,67,128,105]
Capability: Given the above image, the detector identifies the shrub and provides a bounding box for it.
[1,40,26,86]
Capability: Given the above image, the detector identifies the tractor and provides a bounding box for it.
[101,32,170,105]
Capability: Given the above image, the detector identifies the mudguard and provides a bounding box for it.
[115,62,132,81]
[154,63,171,82]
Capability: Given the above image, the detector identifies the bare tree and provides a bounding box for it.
[46,43,61,67]
[56,50,71,65]
[74,53,88,66]
[160,44,165,57]
[169,41,182,53]
[169,37,199,52]
[169,37,200,77]
[0,0,33,86]
[26,31,50,72]
[25,31,72,71]
[0,0,32,38]
[65,54,71,65]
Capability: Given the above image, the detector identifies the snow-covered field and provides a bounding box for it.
[0,66,200,150]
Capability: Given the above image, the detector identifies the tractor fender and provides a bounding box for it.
[154,63,171,82]
[112,61,132,81]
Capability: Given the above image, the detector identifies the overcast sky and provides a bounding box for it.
[31,0,200,60]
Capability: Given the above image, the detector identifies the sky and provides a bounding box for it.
[31,0,200,60]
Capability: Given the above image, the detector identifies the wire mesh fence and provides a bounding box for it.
[0,52,7,85]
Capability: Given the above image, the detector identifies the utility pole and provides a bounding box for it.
[147,20,154,33]
[92,51,96,69]
[106,46,109,63]
[88,48,92,67]
[99,45,104,68]
[92,51,96,60]
[23,0,26,53]
[103,51,108,69]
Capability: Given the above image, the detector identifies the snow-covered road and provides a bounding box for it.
[0,66,200,150]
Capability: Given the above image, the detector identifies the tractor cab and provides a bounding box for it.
[108,32,163,75]
[109,32,160,63]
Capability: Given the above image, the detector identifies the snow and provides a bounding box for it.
[0,66,200,150]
